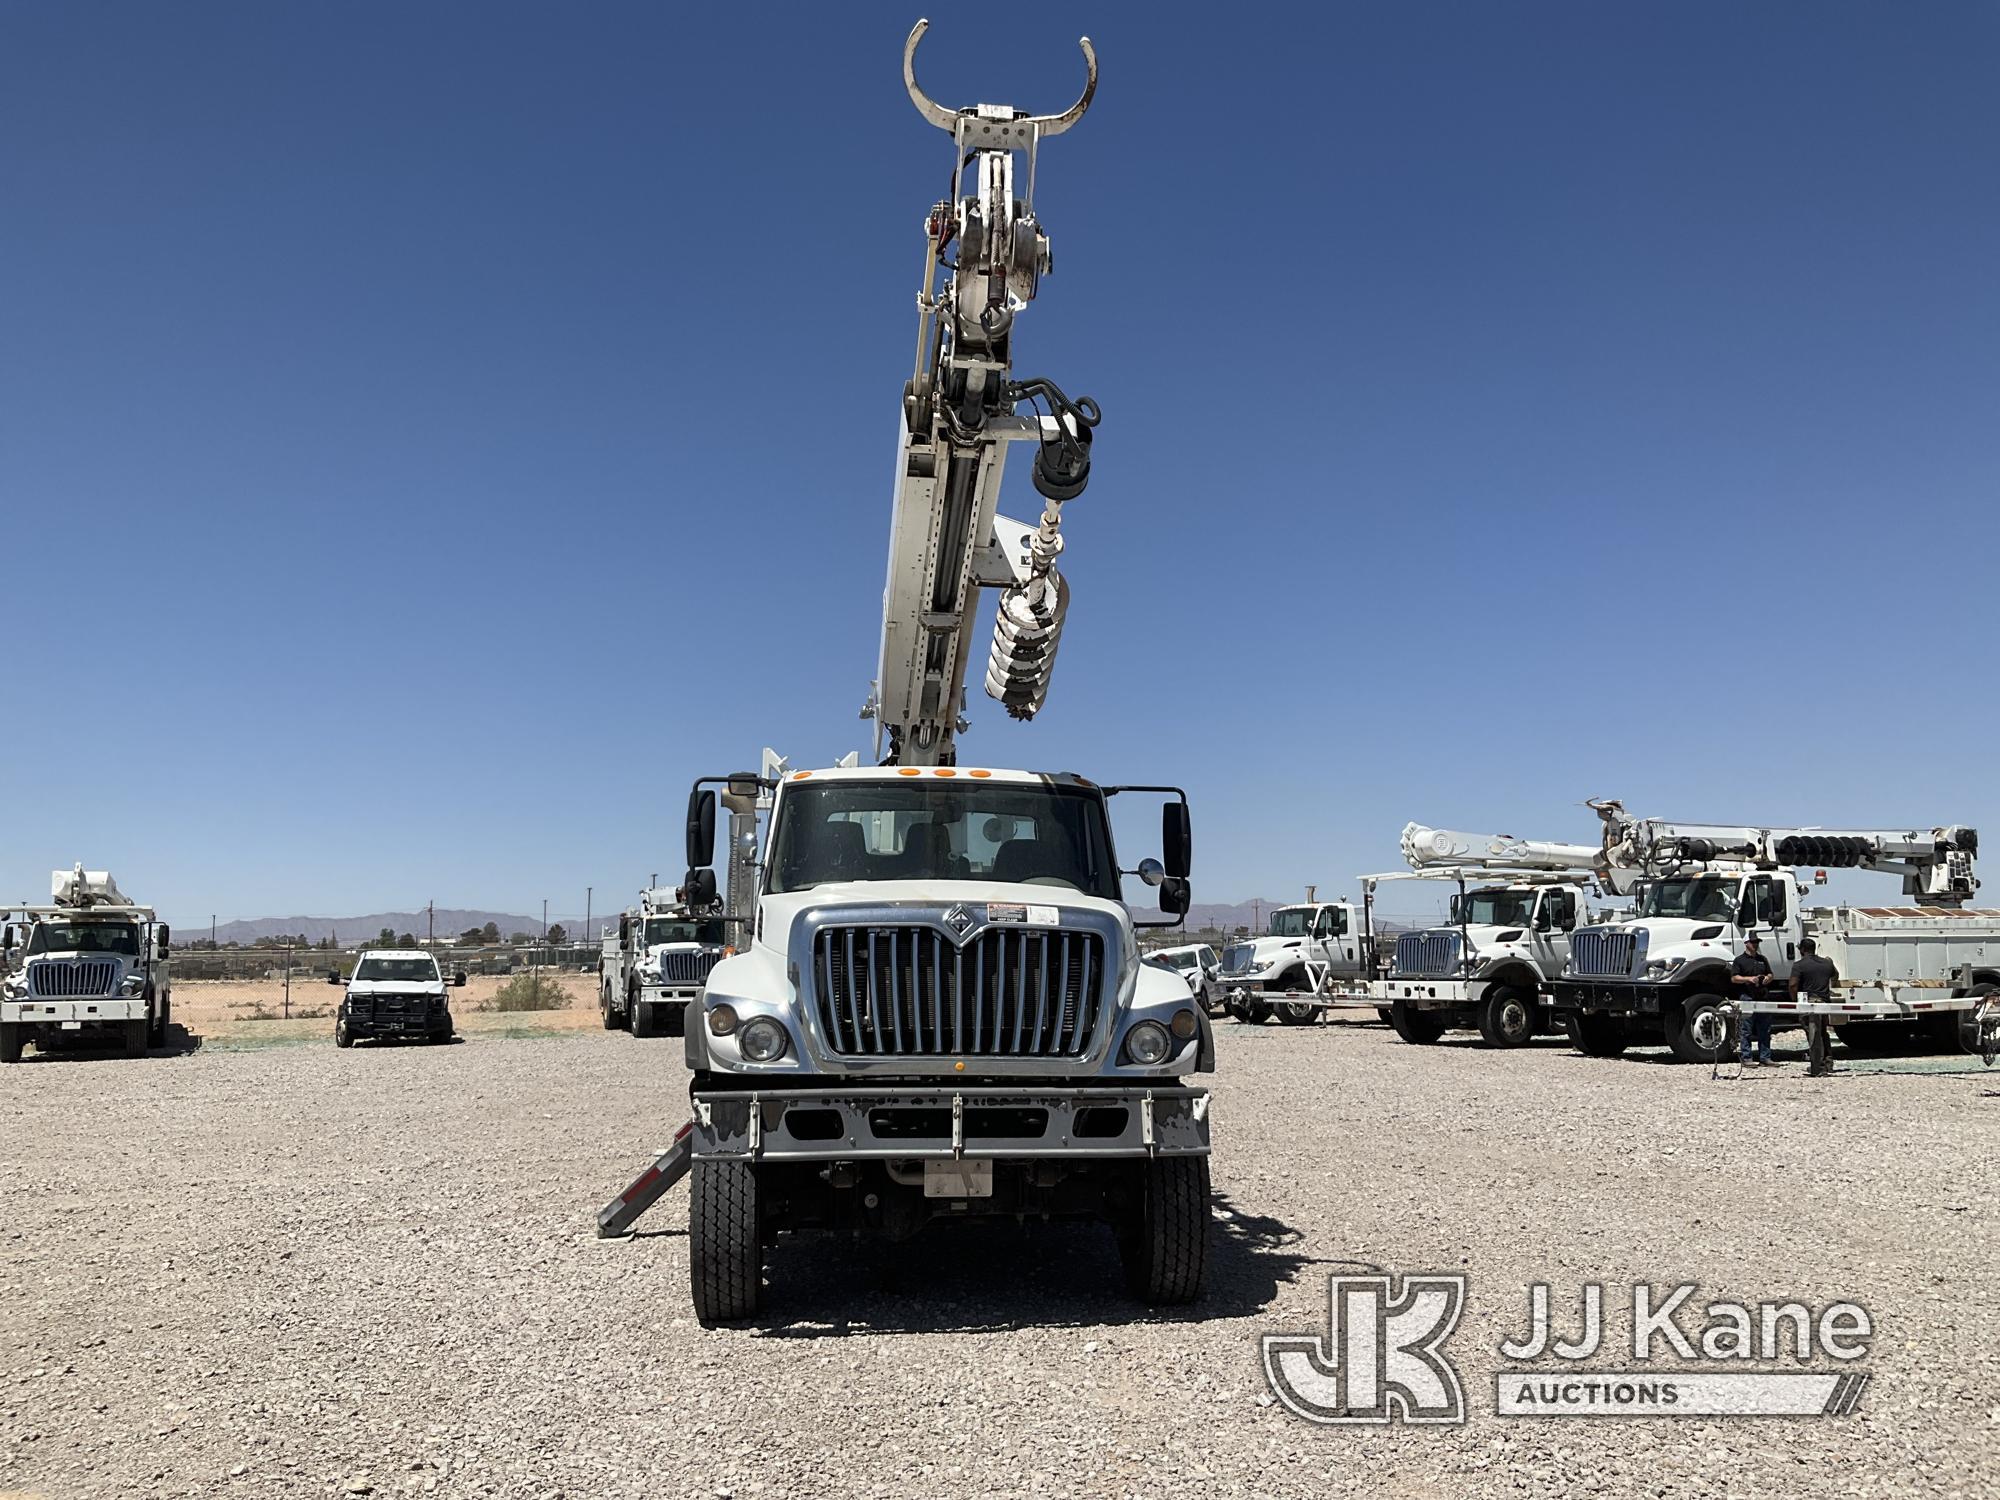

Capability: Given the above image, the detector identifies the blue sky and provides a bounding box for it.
[3,2,1996,925]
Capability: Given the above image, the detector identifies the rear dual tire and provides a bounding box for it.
[1566,1011,1628,1058]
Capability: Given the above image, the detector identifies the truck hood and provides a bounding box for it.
[346,980,447,998]
[1608,918,1733,961]
[1221,935,1304,972]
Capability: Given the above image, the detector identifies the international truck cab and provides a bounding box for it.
[1218,901,1363,1023]
[1380,879,1588,1047]
[676,764,1209,1323]
[599,894,729,1038]
[1,867,171,1062]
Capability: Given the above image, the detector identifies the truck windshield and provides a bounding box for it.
[1267,909,1311,937]
[353,956,441,983]
[766,780,1118,898]
[1638,876,1742,920]
[644,919,726,946]
[1451,891,1536,927]
[27,922,141,956]
[1158,951,1197,970]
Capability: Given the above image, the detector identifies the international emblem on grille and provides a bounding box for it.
[943,904,975,938]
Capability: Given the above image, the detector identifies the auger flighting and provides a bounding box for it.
[867,19,1101,764]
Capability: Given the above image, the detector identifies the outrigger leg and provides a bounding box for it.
[596,1118,695,1238]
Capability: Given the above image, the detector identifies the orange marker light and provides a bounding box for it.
[954,1060,966,1072]
[792,770,812,780]
[935,768,956,778]
[968,769,992,779]
[898,767,922,776]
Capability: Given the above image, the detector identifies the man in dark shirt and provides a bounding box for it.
[1791,937,1839,1076]
[1731,935,1776,1065]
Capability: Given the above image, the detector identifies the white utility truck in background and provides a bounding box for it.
[1217,890,1369,1024]
[1554,799,2000,1063]
[603,24,1214,1325]
[1,867,171,1062]
[598,888,730,1038]
[1370,822,1606,1048]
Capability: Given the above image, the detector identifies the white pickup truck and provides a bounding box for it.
[1,868,171,1062]
[331,949,465,1047]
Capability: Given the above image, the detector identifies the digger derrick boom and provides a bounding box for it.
[866,20,1100,767]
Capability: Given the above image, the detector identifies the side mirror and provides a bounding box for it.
[618,914,631,945]
[454,970,468,987]
[1159,876,1191,917]
[723,772,763,811]
[156,923,171,954]
[687,788,717,870]
[1136,858,1165,888]
[684,867,718,908]
[1163,802,1192,879]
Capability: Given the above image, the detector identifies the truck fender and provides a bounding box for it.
[683,1015,709,1071]
[1195,1007,1216,1074]
[1674,962,1733,998]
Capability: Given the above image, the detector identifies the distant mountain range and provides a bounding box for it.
[191,909,596,946]
[193,896,1441,947]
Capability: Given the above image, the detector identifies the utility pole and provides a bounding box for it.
[210,914,216,949]
[427,900,434,947]
[585,887,592,944]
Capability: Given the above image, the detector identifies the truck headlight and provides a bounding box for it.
[1644,958,1685,979]
[120,974,146,995]
[707,1003,739,1036]
[737,1017,788,1063]
[1249,960,1274,974]
[1124,1020,1171,1065]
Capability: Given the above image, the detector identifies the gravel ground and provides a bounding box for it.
[2,1019,1994,1499]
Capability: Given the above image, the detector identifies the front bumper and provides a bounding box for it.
[1378,977,1481,1009]
[4,997,145,1025]
[342,1006,451,1037]
[691,1085,1211,1163]
[1554,980,1660,1015]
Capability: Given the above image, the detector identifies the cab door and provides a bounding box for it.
[1529,888,1575,976]
[1311,905,1356,977]
[1745,875,1794,977]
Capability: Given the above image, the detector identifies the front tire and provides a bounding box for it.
[1388,998,1446,1045]
[1276,1001,1318,1026]
[1118,1156,1209,1305]
[1566,1011,1627,1058]
[147,994,167,1047]
[1666,991,1735,1064]
[689,1159,763,1325]
[334,1018,354,1049]
[0,1023,21,1064]
[122,1019,148,1057]
[1477,985,1537,1049]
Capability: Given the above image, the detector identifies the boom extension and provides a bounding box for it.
[1401,823,1604,876]
[1588,799,1980,905]
[866,20,1101,766]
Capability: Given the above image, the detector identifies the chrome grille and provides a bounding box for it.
[1221,943,1255,976]
[657,950,720,986]
[1569,930,1639,978]
[1393,931,1462,978]
[812,925,1104,1058]
[28,959,119,998]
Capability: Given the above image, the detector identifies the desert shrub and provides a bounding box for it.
[486,971,570,1013]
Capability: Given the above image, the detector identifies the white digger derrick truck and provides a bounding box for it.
[1554,799,2000,1065]
[599,23,1213,1324]
[597,887,730,1038]
[2,867,172,1062]
[1369,823,1609,1049]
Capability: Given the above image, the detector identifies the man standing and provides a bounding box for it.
[1791,936,1840,1077]
[1732,934,1776,1066]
